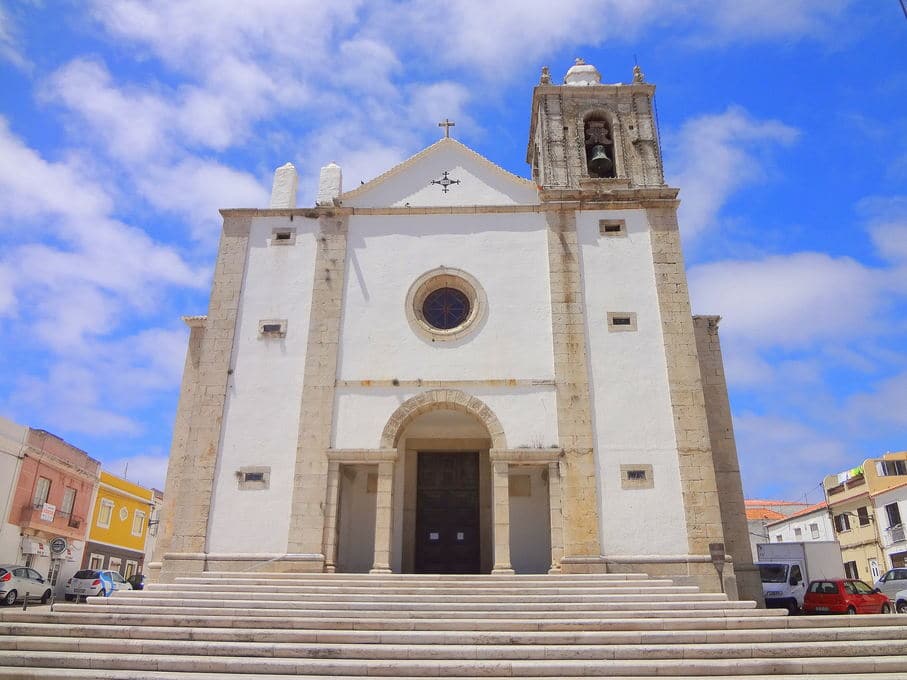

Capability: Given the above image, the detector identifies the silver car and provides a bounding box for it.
[874,568,907,602]
[893,587,907,614]
[0,564,52,605]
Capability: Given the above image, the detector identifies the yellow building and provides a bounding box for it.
[83,472,155,579]
[823,451,907,583]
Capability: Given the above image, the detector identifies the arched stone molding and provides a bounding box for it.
[380,390,507,450]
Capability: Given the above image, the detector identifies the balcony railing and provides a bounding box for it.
[19,503,85,535]
[887,525,906,545]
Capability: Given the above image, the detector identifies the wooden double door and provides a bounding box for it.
[415,452,480,574]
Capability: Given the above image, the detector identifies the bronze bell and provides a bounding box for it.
[587,144,612,176]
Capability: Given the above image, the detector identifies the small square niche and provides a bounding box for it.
[620,464,654,490]
[270,227,296,245]
[599,219,627,237]
[237,466,270,490]
[607,311,637,332]
[259,319,288,338]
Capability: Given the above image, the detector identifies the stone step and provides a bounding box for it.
[189,571,646,581]
[4,634,907,661]
[118,589,723,603]
[5,673,907,680]
[2,650,906,676]
[151,581,694,594]
[0,609,794,631]
[4,620,906,646]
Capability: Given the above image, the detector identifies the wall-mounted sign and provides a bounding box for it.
[40,503,56,522]
[50,537,67,554]
[429,532,439,541]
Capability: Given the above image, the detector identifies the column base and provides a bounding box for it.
[491,567,515,575]
[369,567,392,574]
[547,566,562,574]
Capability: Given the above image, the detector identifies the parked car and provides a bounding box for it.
[803,579,891,615]
[0,564,52,605]
[126,573,145,590]
[64,569,129,601]
[874,568,907,601]
[892,588,907,614]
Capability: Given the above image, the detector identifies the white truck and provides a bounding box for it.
[756,541,845,614]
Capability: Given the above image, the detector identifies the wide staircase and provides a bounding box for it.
[1,572,907,678]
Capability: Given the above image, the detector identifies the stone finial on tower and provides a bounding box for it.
[564,58,601,87]
[633,64,645,83]
[316,162,342,206]
[539,66,551,84]
[269,162,298,209]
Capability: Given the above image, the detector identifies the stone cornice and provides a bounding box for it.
[326,449,399,463]
[490,448,564,464]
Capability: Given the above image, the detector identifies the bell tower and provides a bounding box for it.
[527,59,664,192]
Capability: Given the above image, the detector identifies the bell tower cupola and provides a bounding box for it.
[527,58,665,193]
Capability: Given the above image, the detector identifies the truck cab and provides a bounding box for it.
[757,561,806,614]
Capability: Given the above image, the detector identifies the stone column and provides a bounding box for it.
[371,461,395,574]
[321,461,341,573]
[547,461,566,573]
[491,461,514,574]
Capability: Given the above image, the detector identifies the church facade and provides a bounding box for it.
[149,60,760,600]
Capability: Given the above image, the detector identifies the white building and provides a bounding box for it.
[873,481,907,569]
[764,502,835,545]
[151,60,760,600]
[0,416,28,564]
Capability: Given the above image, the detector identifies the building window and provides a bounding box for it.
[583,115,616,178]
[89,553,105,570]
[33,477,51,506]
[108,557,122,575]
[237,466,271,490]
[258,319,288,337]
[97,499,114,528]
[810,523,820,539]
[620,464,654,489]
[794,527,802,539]
[607,311,638,332]
[124,560,138,579]
[270,227,296,245]
[60,488,76,515]
[844,561,859,579]
[132,510,146,537]
[422,288,471,330]
[406,267,487,343]
[857,506,871,527]
[599,219,626,237]
[776,534,783,542]
[877,460,907,476]
[886,503,903,528]
[834,513,851,533]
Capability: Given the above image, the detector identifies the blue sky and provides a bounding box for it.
[1,1,905,504]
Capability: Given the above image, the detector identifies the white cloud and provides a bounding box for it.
[0,4,30,71]
[666,107,799,240]
[102,452,169,490]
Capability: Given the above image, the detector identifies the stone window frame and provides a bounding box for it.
[270,227,297,246]
[607,311,638,332]
[258,319,288,338]
[405,267,487,343]
[620,464,654,490]
[599,219,627,238]
[237,466,271,490]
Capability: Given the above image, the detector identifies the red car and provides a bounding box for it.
[803,579,892,615]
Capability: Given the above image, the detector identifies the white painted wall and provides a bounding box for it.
[207,216,318,553]
[577,209,689,556]
[765,511,836,545]
[333,387,558,450]
[509,465,551,573]
[339,213,554,383]
[336,465,377,572]
[873,487,907,567]
[0,416,27,564]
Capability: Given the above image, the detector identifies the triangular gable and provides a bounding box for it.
[340,138,538,208]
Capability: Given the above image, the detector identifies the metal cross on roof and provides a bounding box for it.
[438,118,455,138]
[430,170,460,193]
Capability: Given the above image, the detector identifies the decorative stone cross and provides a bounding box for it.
[438,118,456,138]
[430,170,460,193]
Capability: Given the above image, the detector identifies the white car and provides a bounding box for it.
[0,564,53,605]
[893,588,907,615]
[64,569,132,601]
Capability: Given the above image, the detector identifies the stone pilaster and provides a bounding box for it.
[371,461,394,573]
[647,207,728,583]
[545,209,602,560]
[286,216,348,560]
[694,315,762,603]
[491,461,514,574]
[321,461,341,573]
[158,215,252,581]
[547,460,565,573]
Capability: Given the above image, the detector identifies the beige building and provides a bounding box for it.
[151,60,759,600]
[823,452,907,582]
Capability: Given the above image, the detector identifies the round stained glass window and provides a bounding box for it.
[422,287,471,330]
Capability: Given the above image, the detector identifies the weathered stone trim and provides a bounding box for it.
[379,390,507,450]
[286,216,348,558]
[337,378,555,388]
[405,267,488,343]
[491,460,515,574]
[156,215,252,582]
[326,449,399,463]
[490,448,563,464]
[646,207,727,563]
[693,314,763,604]
[545,209,602,559]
